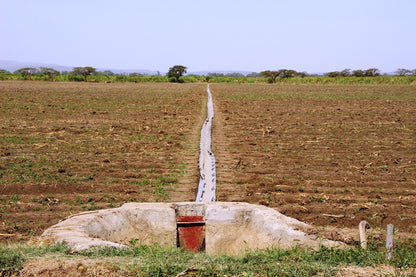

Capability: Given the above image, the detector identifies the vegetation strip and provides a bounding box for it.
[2,66,416,84]
[196,84,216,202]
[1,239,416,276]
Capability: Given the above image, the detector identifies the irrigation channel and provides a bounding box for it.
[196,84,216,202]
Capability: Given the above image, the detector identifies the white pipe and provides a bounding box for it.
[386,224,394,260]
[196,84,216,202]
[359,220,369,249]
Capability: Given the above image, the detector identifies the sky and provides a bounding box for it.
[1,0,415,73]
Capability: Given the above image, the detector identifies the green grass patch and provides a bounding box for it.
[1,239,416,276]
[133,175,178,200]
[0,243,69,275]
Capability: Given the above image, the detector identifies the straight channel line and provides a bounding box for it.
[196,84,216,202]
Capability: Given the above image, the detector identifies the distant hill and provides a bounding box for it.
[0,60,158,75]
[0,60,73,73]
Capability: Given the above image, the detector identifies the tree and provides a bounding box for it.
[167,65,187,82]
[207,73,225,77]
[0,69,10,74]
[39,67,60,81]
[296,71,308,78]
[102,70,115,76]
[325,69,350,77]
[351,68,380,77]
[70,66,97,81]
[364,68,380,77]
[247,72,260,78]
[260,70,280,83]
[278,69,297,78]
[129,72,143,77]
[260,69,300,83]
[225,72,244,78]
[15,67,38,80]
[352,69,365,77]
[340,69,351,77]
[394,68,412,76]
[326,71,340,78]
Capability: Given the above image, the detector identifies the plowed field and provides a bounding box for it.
[0,82,204,241]
[1,81,415,243]
[212,83,416,236]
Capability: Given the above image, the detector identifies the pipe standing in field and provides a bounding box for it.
[196,84,216,202]
[359,220,369,249]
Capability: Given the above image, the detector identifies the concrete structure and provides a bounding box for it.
[41,202,342,255]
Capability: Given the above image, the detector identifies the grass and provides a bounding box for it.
[1,238,416,276]
[132,175,178,200]
[0,243,69,275]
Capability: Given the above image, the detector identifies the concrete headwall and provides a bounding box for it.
[41,202,342,255]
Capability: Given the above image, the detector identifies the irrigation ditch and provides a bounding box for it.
[196,84,216,202]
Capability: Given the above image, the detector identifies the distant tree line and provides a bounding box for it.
[207,72,246,78]
[325,68,381,77]
[325,68,416,77]
[394,68,416,76]
[11,67,61,81]
[0,65,415,84]
[260,69,308,83]
[0,66,155,81]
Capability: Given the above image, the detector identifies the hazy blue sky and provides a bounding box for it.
[1,0,415,73]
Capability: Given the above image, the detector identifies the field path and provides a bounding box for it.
[210,86,242,202]
[169,86,207,202]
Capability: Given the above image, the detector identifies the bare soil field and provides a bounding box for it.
[212,83,416,237]
[0,81,415,244]
[0,81,205,242]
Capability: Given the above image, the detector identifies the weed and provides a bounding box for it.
[10,195,20,203]
[317,196,326,203]
[309,196,325,203]
[0,248,24,275]
[135,179,150,187]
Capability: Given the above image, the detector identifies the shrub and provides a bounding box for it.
[168,77,177,83]
[0,248,25,275]
[68,75,85,82]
